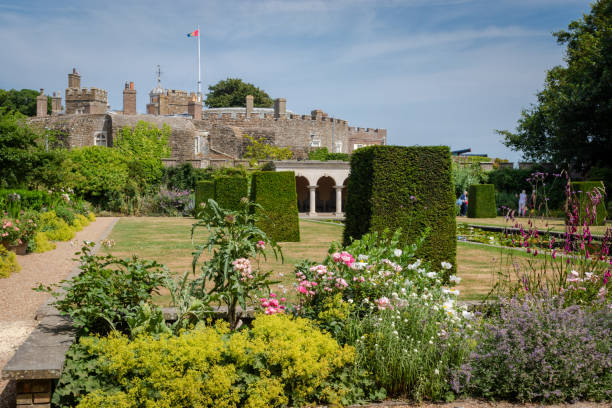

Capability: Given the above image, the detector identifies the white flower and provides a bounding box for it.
[449,274,461,284]
[428,340,433,345]
[393,330,398,336]
[358,254,369,261]
[347,298,353,304]
[434,369,440,375]
[441,261,452,270]
[461,310,474,319]
[394,248,403,257]
[426,272,438,279]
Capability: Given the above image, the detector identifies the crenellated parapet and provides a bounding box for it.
[65,87,108,102]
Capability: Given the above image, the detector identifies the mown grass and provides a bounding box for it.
[104,217,557,303]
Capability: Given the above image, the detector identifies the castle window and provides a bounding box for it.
[353,143,366,150]
[194,137,200,154]
[335,141,343,153]
[94,131,107,147]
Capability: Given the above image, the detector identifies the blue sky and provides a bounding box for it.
[0,0,593,162]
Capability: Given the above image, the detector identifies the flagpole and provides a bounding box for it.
[197,25,201,102]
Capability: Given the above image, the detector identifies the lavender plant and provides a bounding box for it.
[452,296,612,402]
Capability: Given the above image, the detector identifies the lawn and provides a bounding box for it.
[103,217,555,302]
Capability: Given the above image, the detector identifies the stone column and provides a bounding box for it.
[334,185,344,216]
[308,185,317,216]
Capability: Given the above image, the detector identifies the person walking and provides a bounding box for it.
[518,190,527,216]
[459,190,468,216]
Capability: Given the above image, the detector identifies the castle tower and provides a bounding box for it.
[123,81,137,115]
[51,92,62,115]
[274,98,286,119]
[36,89,47,117]
[188,95,202,120]
[68,68,80,89]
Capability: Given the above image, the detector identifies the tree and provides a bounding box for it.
[499,0,612,173]
[0,89,51,116]
[204,78,273,108]
[0,109,43,187]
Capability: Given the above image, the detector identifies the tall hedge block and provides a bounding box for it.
[214,175,248,211]
[343,145,456,277]
[467,184,497,218]
[250,171,300,242]
[195,180,215,212]
[569,181,607,226]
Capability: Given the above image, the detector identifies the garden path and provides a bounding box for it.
[0,216,117,408]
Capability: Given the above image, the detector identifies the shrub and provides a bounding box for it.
[195,180,215,213]
[55,205,76,225]
[343,145,456,278]
[36,243,167,335]
[250,171,300,242]
[32,231,56,253]
[39,211,75,242]
[569,181,607,225]
[453,297,612,402]
[452,161,488,198]
[0,189,56,212]
[87,211,96,222]
[214,175,248,211]
[467,184,496,218]
[152,188,193,216]
[55,315,376,408]
[308,147,350,162]
[0,244,20,278]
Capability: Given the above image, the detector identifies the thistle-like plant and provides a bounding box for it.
[191,198,282,329]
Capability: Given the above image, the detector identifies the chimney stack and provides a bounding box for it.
[123,81,137,115]
[68,68,81,89]
[274,98,286,119]
[36,89,47,117]
[245,95,254,118]
[188,95,202,120]
[51,92,62,115]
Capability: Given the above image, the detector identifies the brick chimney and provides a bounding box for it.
[123,81,136,115]
[68,68,80,89]
[51,92,62,115]
[274,98,286,119]
[188,95,202,120]
[36,89,47,117]
[245,94,254,118]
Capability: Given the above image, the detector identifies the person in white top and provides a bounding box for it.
[518,190,527,216]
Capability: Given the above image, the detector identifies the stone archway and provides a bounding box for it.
[295,176,309,213]
[316,176,336,213]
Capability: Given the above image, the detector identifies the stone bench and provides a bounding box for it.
[2,305,75,407]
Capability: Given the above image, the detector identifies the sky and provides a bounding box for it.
[0,0,594,162]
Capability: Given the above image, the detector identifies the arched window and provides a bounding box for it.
[94,131,107,147]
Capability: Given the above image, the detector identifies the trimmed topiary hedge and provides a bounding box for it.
[250,171,300,242]
[343,145,456,278]
[214,175,248,211]
[569,181,608,226]
[195,180,215,213]
[467,184,497,218]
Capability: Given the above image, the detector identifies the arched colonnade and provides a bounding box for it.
[274,161,350,216]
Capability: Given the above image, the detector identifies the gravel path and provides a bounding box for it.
[0,217,117,407]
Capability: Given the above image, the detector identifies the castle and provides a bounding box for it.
[29,68,386,167]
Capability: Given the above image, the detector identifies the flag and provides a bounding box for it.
[187,29,199,37]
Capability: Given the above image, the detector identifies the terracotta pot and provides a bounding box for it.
[1,240,28,255]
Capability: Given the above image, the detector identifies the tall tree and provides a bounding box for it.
[0,89,51,116]
[204,78,273,108]
[499,0,611,172]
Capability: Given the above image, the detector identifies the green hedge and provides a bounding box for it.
[343,145,456,278]
[250,171,300,242]
[467,184,497,218]
[214,175,248,211]
[195,181,215,213]
[569,181,607,226]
